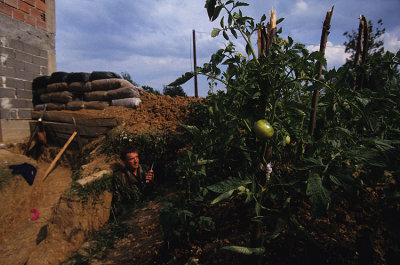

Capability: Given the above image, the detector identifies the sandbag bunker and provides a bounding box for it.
[32,71,143,111]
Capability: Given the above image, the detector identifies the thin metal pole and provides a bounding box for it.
[193,29,199,98]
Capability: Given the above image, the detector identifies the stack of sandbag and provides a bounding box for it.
[32,71,143,111]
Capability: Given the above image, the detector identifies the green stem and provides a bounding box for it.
[220,1,259,64]
[200,72,228,86]
[270,99,278,122]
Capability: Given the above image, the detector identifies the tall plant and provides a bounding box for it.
[166,0,400,261]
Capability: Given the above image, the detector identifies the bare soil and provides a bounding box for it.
[0,93,199,265]
[0,160,72,264]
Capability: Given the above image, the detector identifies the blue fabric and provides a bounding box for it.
[9,163,37,185]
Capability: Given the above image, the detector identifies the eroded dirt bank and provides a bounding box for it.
[0,156,111,265]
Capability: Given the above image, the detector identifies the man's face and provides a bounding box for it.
[124,152,139,170]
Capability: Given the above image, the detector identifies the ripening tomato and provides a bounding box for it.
[253,120,274,139]
[285,135,291,144]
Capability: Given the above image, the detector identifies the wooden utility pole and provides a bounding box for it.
[193,29,199,98]
[308,6,334,136]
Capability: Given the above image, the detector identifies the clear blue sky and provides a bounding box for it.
[55,0,400,97]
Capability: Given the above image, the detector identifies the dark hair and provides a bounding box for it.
[120,148,139,160]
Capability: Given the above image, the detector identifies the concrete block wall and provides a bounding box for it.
[0,0,55,142]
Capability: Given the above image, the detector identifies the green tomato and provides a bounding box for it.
[285,135,291,144]
[253,120,274,139]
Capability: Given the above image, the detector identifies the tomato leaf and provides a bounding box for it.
[211,28,221,37]
[306,173,331,217]
[168,72,194,86]
[222,245,265,255]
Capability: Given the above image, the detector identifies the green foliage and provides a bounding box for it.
[163,0,400,260]
[0,168,14,189]
[142,85,161,95]
[160,200,215,247]
[69,170,112,203]
[222,245,265,255]
[120,72,139,86]
[163,85,187,97]
[343,19,400,91]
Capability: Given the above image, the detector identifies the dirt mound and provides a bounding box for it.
[62,92,200,134]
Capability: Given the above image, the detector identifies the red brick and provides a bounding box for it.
[5,0,17,8]
[0,2,13,16]
[35,0,44,11]
[24,0,35,7]
[12,8,24,21]
[18,0,30,13]
[30,5,40,17]
[25,13,36,26]
[37,19,46,30]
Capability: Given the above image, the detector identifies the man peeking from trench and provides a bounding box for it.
[112,148,154,216]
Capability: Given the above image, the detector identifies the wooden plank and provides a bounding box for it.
[42,131,77,182]
[50,131,92,145]
[31,111,120,127]
[34,121,111,137]
[29,122,95,145]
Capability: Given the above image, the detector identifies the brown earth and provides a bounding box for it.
[62,92,200,134]
[0,93,200,265]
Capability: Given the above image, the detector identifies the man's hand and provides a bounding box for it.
[145,170,154,183]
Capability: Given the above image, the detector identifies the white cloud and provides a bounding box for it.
[384,28,400,53]
[295,1,308,12]
[307,41,350,68]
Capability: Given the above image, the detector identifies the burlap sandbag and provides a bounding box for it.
[46,82,68,93]
[48,71,68,84]
[32,75,49,91]
[69,82,91,93]
[40,91,73,103]
[118,79,133,88]
[89,71,120,81]
[66,101,85,110]
[36,88,47,95]
[107,86,140,100]
[83,91,108,101]
[34,104,46,111]
[66,72,90,84]
[90,79,122,91]
[34,103,65,111]
[85,101,110,110]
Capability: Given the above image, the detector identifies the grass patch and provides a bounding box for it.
[61,215,133,264]
[0,167,15,189]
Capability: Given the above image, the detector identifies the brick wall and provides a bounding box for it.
[0,0,47,31]
[0,0,54,142]
[0,37,48,119]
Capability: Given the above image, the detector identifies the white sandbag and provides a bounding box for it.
[111,98,141,108]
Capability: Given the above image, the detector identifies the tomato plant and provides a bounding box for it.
[164,0,400,262]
